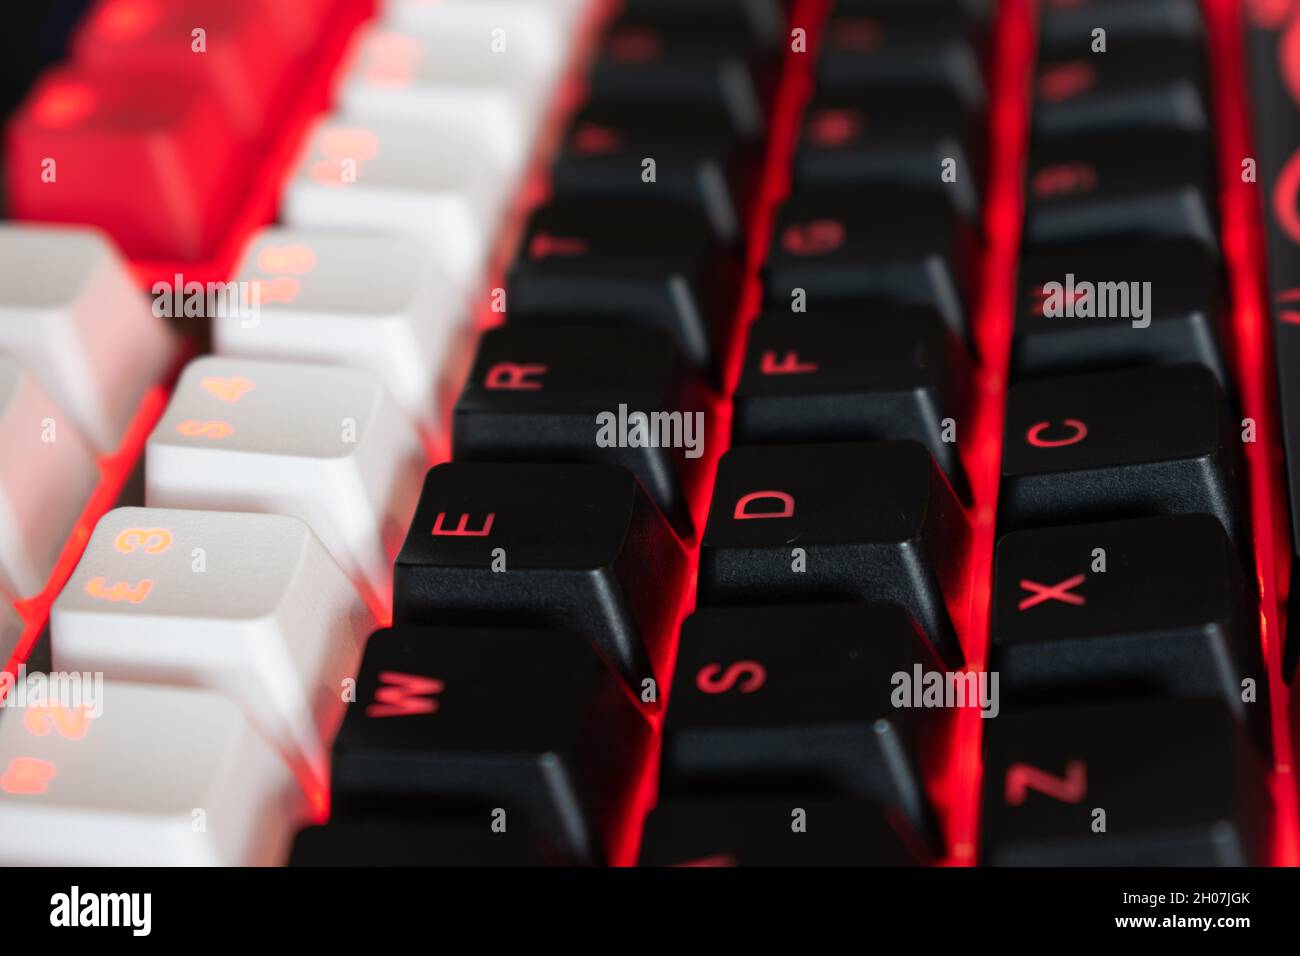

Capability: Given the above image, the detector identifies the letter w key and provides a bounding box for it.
[366,672,445,718]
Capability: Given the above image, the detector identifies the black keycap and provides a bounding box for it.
[327,625,650,863]
[1038,0,1202,57]
[659,603,952,846]
[817,13,986,111]
[1034,46,1207,139]
[731,305,972,500]
[452,323,710,538]
[698,441,970,667]
[290,816,567,867]
[588,16,775,137]
[619,0,786,46]
[638,795,932,866]
[765,188,974,336]
[833,0,992,31]
[1024,131,1217,249]
[553,102,755,240]
[982,698,1273,866]
[991,514,1271,755]
[394,462,688,688]
[1012,238,1228,384]
[508,199,742,381]
[793,87,982,217]
[999,364,1249,558]
[1013,238,1227,382]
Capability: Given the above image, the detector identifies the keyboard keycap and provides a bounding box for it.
[0,357,97,600]
[990,515,1270,753]
[1033,46,1207,139]
[999,364,1249,557]
[508,199,742,378]
[394,462,689,687]
[731,305,971,500]
[381,0,570,84]
[290,815,564,866]
[1025,131,1217,249]
[145,356,426,612]
[698,441,970,667]
[51,508,374,784]
[73,0,300,143]
[327,625,650,862]
[1013,239,1227,384]
[834,0,992,27]
[982,698,1272,866]
[453,323,709,537]
[0,681,306,865]
[220,227,460,434]
[250,0,347,52]
[552,102,753,241]
[1038,0,1202,56]
[660,603,950,846]
[817,14,986,111]
[335,24,545,182]
[587,15,774,137]
[619,0,785,45]
[765,188,973,336]
[5,66,246,260]
[0,225,175,451]
[639,795,932,867]
[283,117,502,291]
[794,87,982,217]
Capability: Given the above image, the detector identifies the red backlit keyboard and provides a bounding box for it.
[1,0,1298,870]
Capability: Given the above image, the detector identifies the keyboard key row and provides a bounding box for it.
[980,3,1275,865]
[611,0,995,865]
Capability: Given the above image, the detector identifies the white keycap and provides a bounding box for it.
[0,603,21,670]
[0,681,305,865]
[335,24,545,184]
[381,0,569,84]
[284,117,502,291]
[0,225,175,451]
[0,357,98,600]
[145,357,426,613]
[218,228,460,434]
[51,507,374,785]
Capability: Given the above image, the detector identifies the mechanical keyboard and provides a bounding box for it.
[1,0,1299,872]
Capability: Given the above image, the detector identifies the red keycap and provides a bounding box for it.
[71,0,303,143]
[5,65,247,260]
[253,0,350,53]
